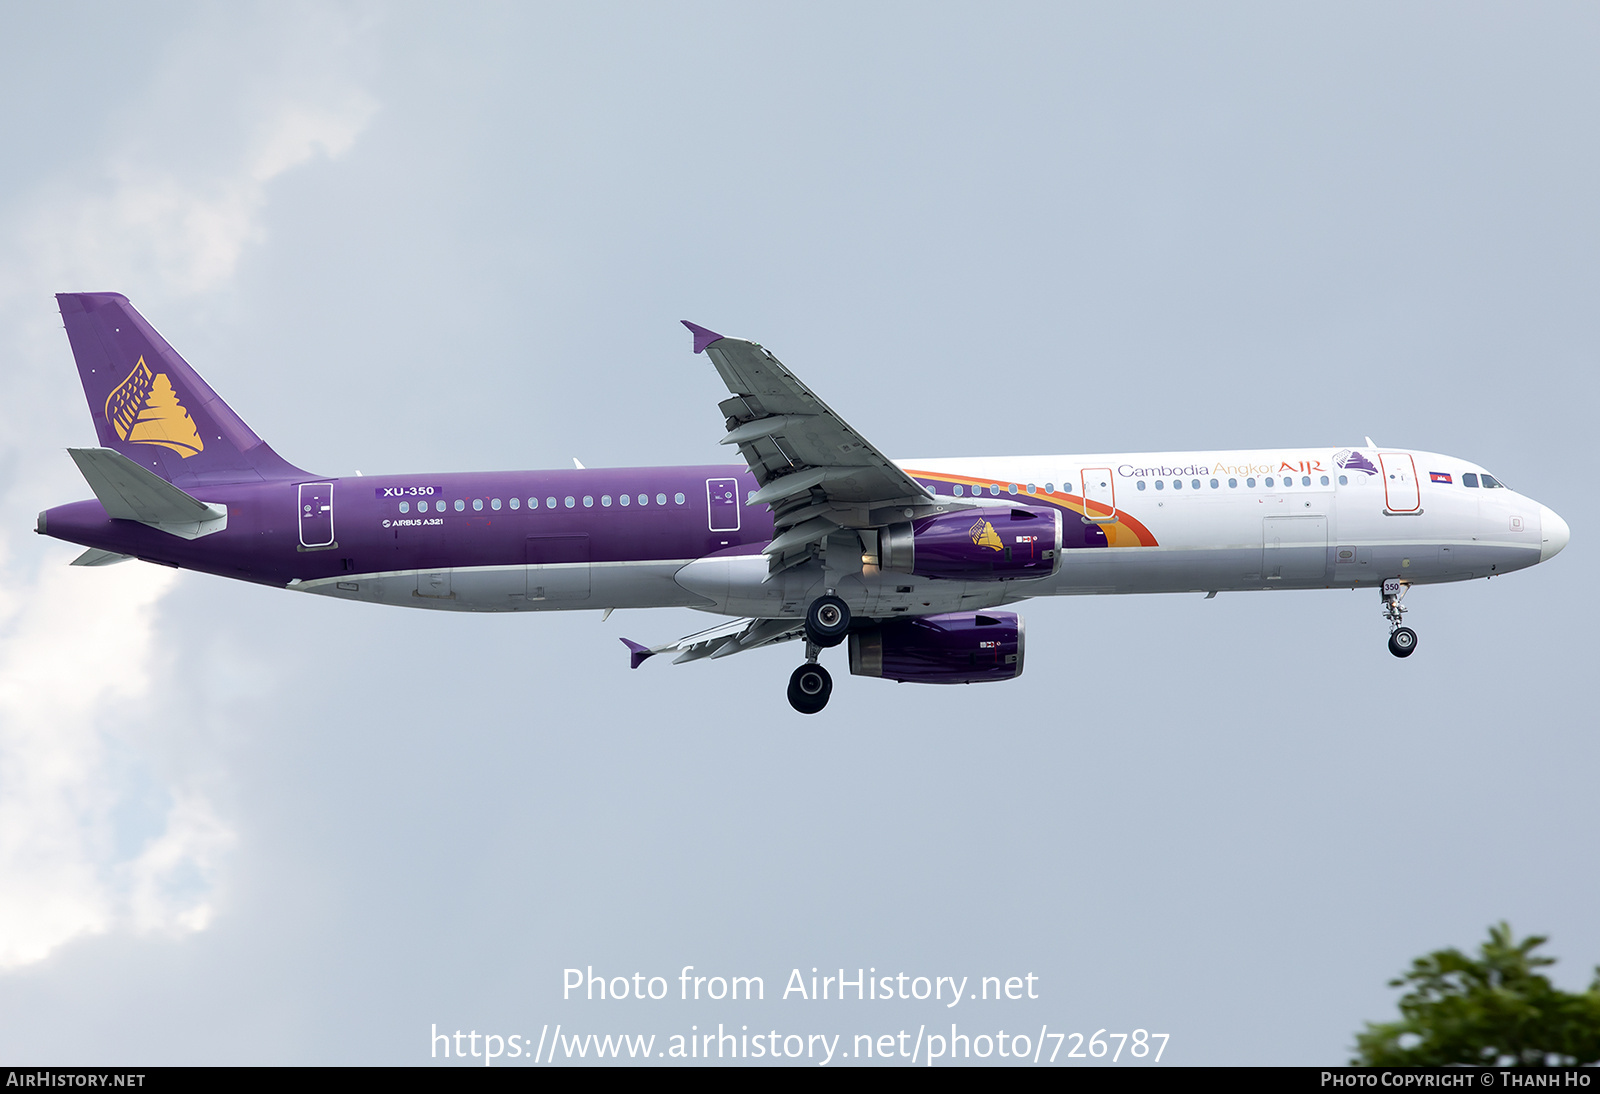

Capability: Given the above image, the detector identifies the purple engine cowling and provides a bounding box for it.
[847,611,1024,684]
[879,505,1062,581]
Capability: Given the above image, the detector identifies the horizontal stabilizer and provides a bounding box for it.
[68,447,227,540]
[70,547,133,566]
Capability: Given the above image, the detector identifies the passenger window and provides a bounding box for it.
[1008,484,1018,495]
[1247,477,1256,488]
[583,496,594,507]
[954,485,964,496]
[1191,479,1201,490]
[1154,480,1164,491]
[989,485,1000,496]
[1228,478,1237,488]
[1044,482,1054,493]
[639,494,648,506]
[620,494,630,506]
[1337,476,1347,486]
[1026,483,1036,494]
[1063,482,1074,493]
[1173,480,1182,490]
[1320,475,1329,486]
[657,493,667,505]
[1136,480,1146,491]
[1463,473,1479,488]
[399,501,409,513]
[547,497,557,509]
[1302,475,1311,486]
[602,495,612,507]
[473,499,483,511]
[1265,477,1275,488]
[509,498,519,510]
[492,498,502,510]
[564,496,575,508]
[1209,479,1218,489]
[675,492,685,504]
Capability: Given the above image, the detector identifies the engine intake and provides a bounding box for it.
[848,611,1024,684]
[879,506,1061,581]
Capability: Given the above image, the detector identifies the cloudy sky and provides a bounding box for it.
[1,1,1595,1066]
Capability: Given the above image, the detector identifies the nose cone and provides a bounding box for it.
[1540,505,1570,562]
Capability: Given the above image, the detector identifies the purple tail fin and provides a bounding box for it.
[56,292,308,486]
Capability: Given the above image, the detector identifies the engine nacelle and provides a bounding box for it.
[847,611,1024,684]
[878,506,1061,581]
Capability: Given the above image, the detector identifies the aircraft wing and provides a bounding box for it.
[683,321,971,573]
[621,616,805,668]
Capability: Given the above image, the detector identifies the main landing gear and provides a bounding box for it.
[1382,580,1418,659]
[788,595,852,714]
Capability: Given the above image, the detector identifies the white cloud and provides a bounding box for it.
[0,7,377,970]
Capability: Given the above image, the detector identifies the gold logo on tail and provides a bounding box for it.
[104,356,204,458]
[969,519,1003,551]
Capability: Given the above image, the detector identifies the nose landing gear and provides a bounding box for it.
[1382,579,1418,658]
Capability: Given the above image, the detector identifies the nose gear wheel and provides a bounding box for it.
[1381,581,1417,658]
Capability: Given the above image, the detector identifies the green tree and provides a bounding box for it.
[1353,923,1600,1066]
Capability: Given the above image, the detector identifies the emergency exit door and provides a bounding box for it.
[707,477,740,532]
[1079,468,1117,522]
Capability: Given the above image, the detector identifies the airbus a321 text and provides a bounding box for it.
[39,293,1570,713]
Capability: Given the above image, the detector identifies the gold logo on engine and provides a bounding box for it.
[104,356,204,458]
[969,519,1003,551]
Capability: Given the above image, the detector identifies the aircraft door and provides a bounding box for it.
[706,477,740,532]
[1379,453,1421,512]
[1080,468,1117,522]
[298,482,334,547]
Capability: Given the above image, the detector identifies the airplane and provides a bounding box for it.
[38,292,1570,713]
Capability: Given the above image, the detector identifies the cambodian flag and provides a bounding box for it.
[1430,471,1453,484]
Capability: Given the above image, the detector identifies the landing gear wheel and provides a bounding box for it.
[803,595,851,648]
[787,663,833,714]
[1388,627,1418,658]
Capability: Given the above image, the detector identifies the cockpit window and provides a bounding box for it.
[1481,474,1505,489]
[1462,473,1479,488]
